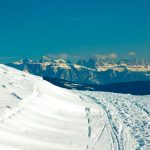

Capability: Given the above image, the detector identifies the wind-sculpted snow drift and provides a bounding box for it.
[0,64,150,150]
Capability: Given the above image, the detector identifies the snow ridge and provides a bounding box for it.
[0,64,150,150]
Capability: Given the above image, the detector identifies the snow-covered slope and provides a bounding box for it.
[0,64,150,150]
[75,91,150,150]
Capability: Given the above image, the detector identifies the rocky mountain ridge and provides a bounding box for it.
[7,56,150,85]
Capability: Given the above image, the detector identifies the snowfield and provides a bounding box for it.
[0,64,150,150]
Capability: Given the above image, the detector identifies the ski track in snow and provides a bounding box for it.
[75,91,150,150]
[0,64,150,150]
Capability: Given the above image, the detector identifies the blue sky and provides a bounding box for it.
[0,0,150,60]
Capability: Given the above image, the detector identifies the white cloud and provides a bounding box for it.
[94,53,118,60]
[128,51,136,57]
[109,53,118,59]
[47,53,69,60]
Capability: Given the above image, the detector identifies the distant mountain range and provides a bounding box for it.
[7,56,150,85]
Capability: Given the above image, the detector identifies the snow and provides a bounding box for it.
[0,64,150,150]
[74,91,150,150]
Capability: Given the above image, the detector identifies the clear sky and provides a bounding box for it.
[0,0,150,60]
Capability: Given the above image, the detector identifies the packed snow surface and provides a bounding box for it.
[0,64,150,150]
